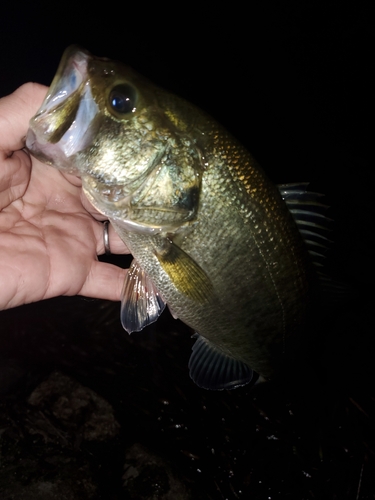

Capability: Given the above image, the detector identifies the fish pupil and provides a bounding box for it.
[109,84,136,114]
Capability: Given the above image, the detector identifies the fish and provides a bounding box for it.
[26,45,329,390]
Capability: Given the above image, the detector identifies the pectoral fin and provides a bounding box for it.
[121,259,166,333]
[154,239,214,303]
[188,334,253,390]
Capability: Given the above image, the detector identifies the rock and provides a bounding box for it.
[27,371,120,443]
[123,443,192,499]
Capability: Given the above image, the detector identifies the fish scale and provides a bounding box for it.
[26,45,321,390]
[111,124,313,377]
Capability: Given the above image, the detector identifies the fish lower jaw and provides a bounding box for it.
[82,177,131,209]
[82,178,194,234]
[110,216,166,235]
[81,184,121,218]
[26,130,80,174]
[80,184,149,233]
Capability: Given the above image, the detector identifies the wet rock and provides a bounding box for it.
[0,466,98,500]
[27,371,120,443]
[123,443,192,499]
[0,293,374,498]
[0,371,122,499]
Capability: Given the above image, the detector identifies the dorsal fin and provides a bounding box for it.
[279,183,352,301]
[278,183,332,268]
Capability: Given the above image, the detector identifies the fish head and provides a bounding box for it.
[26,45,203,233]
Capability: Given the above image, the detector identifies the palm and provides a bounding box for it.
[0,83,128,310]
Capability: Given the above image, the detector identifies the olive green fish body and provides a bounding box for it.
[113,120,314,378]
[26,46,318,388]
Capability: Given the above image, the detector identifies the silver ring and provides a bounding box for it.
[103,220,111,255]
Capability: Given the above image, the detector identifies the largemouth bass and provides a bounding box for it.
[26,46,326,390]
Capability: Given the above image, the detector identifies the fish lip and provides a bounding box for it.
[32,46,90,123]
[25,129,80,174]
[26,46,98,164]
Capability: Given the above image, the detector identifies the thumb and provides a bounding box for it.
[0,83,48,152]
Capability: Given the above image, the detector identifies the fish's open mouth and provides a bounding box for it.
[26,46,99,166]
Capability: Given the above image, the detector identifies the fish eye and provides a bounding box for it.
[108,84,137,115]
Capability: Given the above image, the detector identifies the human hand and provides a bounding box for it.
[0,83,129,310]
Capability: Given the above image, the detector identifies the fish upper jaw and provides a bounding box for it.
[25,46,98,172]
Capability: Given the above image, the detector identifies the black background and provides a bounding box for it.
[1,2,374,282]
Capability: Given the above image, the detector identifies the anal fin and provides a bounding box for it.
[188,334,253,390]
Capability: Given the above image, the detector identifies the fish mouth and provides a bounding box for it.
[26,46,99,170]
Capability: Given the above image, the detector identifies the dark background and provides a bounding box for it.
[1,2,374,281]
[0,2,375,499]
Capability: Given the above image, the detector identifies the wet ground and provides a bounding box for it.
[0,254,374,499]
